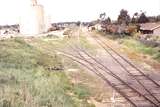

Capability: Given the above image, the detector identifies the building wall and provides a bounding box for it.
[153,27,160,36]
[34,5,45,34]
[95,24,102,31]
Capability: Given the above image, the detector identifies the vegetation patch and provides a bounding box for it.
[97,31,160,62]
[118,37,160,62]
[0,38,94,107]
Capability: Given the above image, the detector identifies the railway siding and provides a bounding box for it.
[59,33,160,107]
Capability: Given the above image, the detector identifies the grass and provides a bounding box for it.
[118,38,160,62]
[96,31,160,62]
[0,37,94,107]
[43,32,97,50]
[73,84,90,99]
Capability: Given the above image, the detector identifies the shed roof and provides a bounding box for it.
[140,22,160,31]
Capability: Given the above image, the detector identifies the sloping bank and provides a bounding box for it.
[0,38,94,107]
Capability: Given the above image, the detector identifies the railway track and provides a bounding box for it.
[57,34,160,107]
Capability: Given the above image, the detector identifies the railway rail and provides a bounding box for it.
[57,35,160,107]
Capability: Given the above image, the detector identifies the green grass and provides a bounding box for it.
[97,31,160,62]
[0,38,94,107]
[43,33,97,50]
[73,84,90,99]
[118,38,160,62]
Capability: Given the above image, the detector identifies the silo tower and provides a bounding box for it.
[20,0,45,35]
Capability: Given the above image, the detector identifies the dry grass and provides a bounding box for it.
[0,37,95,107]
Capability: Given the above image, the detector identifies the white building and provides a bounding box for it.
[20,0,46,35]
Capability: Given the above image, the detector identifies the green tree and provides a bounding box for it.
[117,9,131,25]
[131,12,139,23]
[99,12,106,20]
[101,17,111,25]
[106,17,111,24]
[138,12,149,23]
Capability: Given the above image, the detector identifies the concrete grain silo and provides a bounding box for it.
[20,0,45,35]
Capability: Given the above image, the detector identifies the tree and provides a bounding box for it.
[156,15,160,22]
[131,17,136,24]
[106,17,111,24]
[76,21,81,26]
[138,12,149,23]
[101,17,111,25]
[117,9,131,25]
[131,12,139,23]
[148,16,157,22]
[99,13,111,25]
[99,12,106,20]
[134,12,138,17]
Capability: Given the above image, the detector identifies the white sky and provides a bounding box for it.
[0,0,159,25]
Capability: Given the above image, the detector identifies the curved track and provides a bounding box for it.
[58,34,160,107]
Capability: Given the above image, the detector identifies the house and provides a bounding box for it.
[140,23,160,35]
[105,24,127,34]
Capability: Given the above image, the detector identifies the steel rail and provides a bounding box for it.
[59,51,138,107]
[63,46,158,106]
[35,41,158,106]
[94,35,160,88]
[93,37,160,104]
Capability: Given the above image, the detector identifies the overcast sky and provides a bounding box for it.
[0,0,159,25]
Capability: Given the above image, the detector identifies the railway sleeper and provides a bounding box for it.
[117,87,135,94]
[127,90,160,97]
[127,72,143,76]
[134,76,155,81]
[134,101,155,107]
[133,99,157,105]
[149,88,160,94]
[124,94,156,107]
[138,81,160,88]
[114,83,143,91]
[128,74,143,77]
[130,94,160,104]
[128,92,160,101]
[113,84,133,89]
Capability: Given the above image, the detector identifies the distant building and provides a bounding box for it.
[140,23,160,35]
[0,25,19,35]
[94,24,103,31]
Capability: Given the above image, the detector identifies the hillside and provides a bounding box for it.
[0,37,95,107]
